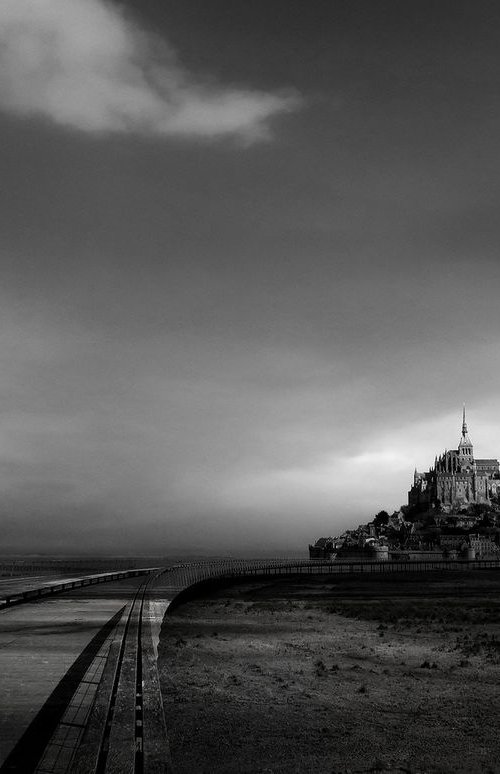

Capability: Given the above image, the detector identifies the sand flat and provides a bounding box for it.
[158,573,500,773]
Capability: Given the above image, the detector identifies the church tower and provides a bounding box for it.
[457,405,474,468]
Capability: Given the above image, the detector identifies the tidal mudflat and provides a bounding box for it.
[158,571,500,773]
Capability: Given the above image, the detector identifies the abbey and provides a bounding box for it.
[408,408,500,512]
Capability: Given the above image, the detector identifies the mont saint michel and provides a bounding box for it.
[311,408,500,562]
[409,407,500,513]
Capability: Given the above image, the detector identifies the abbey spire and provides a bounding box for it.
[458,404,473,460]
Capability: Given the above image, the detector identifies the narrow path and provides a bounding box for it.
[0,578,145,770]
[0,608,124,774]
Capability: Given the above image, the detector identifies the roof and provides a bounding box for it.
[476,459,499,465]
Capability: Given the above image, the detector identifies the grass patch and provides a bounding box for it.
[246,600,298,613]
[309,597,500,625]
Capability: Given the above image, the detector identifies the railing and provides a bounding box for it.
[158,557,500,610]
[4,557,500,612]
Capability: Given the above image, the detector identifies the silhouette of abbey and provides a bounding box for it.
[409,408,500,512]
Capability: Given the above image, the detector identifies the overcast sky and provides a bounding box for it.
[1,0,500,556]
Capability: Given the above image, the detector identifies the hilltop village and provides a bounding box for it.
[310,409,500,561]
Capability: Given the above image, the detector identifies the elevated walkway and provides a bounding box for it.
[155,556,500,612]
[0,568,160,610]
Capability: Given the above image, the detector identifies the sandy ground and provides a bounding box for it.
[158,572,500,774]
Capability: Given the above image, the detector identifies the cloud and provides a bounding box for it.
[0,0,299,141]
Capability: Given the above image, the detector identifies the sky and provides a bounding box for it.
[1,0,500,556]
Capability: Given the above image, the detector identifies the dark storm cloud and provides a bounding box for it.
[1,1,500,554]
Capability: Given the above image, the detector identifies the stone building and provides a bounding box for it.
[469,533,500,558]
[308,537,335,560]
[408,408,500,512]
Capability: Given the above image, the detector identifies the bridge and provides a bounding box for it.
[1,557,499,773]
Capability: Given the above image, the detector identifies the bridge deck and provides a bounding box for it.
[0,569,160,610]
